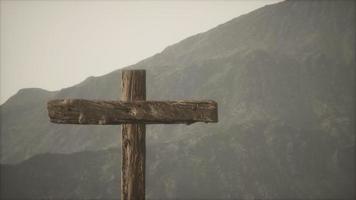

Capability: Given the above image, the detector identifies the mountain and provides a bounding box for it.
[1,0,355,199]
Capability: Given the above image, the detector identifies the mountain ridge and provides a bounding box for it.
[0,0,355,198]
[1,0,355,164]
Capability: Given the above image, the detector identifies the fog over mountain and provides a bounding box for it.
[1,0,355,199]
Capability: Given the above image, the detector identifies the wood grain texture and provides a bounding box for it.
[121,70,146,200]
[47,99,218,125]
[46,69,219,200]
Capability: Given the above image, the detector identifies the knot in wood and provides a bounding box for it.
[130,108,138,116]
[62,99,73,105]
[98,116,107,125]
[78,113,85,124]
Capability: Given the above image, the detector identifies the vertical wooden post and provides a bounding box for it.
[121,70,146,200]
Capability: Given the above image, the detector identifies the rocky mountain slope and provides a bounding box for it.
[1,0,355,199]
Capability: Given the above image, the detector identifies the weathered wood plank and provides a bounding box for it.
[47,99,218,125]
[121,70,146,200]
[45,69,219,200]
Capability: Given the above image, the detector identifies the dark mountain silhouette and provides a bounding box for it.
[1,0,355,199]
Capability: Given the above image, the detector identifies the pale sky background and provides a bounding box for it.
[0,0,282,104]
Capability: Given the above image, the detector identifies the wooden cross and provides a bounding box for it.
[47,70,218,200]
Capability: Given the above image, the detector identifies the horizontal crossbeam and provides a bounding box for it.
[48,99,218,125]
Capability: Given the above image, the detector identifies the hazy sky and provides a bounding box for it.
[1,0,282,104]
